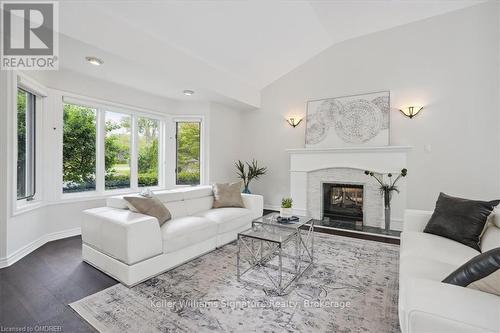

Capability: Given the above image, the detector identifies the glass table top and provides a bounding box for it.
[238,223,297,244]
[253,212,312,230]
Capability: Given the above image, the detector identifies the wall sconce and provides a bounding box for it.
[286,117,303,128]
[399,106,423,119]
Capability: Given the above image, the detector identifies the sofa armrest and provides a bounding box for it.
[403,209,433,233]
[241,193,264,219]
[82,207,163,265]
[401,278,500,333]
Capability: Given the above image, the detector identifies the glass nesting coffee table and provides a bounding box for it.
[237,213,314,295]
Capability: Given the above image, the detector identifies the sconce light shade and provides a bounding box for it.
[399,106,423,119]
[286,117,303,128]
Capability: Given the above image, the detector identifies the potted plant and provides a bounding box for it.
[365,168,408,231]
[280,197,293,218]
[235,159,267,194]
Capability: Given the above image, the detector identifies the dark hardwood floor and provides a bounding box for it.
[0,217,398,331]
[0,236,117,332]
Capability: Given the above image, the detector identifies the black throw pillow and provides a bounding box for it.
[443,247,500,296]
[423,193,499,251]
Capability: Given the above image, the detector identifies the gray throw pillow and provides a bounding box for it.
[213,181,245,208]
[124,196,171,226]
[424,193,500,251]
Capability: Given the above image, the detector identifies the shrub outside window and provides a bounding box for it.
[176,122,200,185]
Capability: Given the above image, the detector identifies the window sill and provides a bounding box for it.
[12,186,166,214]
[13,200,44,216]
[57,187,163,205]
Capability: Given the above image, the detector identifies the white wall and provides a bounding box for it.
[25,69,179,114]
[208,102,245,183]
[0,71,12,260]
[0,69,244,267]
[241,2,500,210]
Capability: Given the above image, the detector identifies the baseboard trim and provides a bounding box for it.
[0,227,81,268]
[264,204,280,211]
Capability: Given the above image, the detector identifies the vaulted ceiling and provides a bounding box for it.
[55,0,484,109]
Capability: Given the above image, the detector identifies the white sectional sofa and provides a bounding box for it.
[399,209,500,333]
[81,186,263,287]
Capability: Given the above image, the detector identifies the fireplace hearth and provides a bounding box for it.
[323,183,363,224]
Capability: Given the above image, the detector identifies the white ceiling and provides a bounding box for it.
[55,0,485,109]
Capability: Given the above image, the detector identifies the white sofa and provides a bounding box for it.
[81,186,263,287]
[399,209,500,333]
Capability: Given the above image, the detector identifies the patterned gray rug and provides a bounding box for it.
[70,233,400,332]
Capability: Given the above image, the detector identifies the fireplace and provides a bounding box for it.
[322,183,363,223]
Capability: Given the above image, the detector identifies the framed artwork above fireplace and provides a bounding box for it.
[305,91,390,148]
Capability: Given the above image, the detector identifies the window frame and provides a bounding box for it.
[61,101,98,194]
[13,74,47,214]
[103,110,133,191]
[16,87,37,201]
[61,95,167,199]
[136,115,162,188]
[175,120,202,186]
[172,116,206,187]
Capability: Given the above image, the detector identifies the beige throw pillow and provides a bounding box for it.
[213,181,245,208]
[469,271,500,296]
[124,196,171,226]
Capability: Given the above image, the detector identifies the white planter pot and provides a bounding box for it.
[280,207,293,218]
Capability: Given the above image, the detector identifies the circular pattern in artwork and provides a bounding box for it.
[305,113,327,144]
[371,95,390,129]
[333,100,383,143]
[317,99,343,124]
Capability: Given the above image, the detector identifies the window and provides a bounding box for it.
[17,88,36,200]
[62,103,97,193]
[59,95,207,196]
[176,121,200,185]
[137,117,160,187]
[105,111,131,190]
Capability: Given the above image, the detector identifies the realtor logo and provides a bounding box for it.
[1,1,59,70]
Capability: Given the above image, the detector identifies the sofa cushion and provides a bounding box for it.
[161,216,217,254]
[164,200,188,219]
[106,186,214,210]
[480,225,500,253]
[400,256,457,285]
[401,231,480,266]
[423,193,500,251]
[82,207,163,265]
[181,186,213,200]
[185,196,214,215]
[195,208,252,234]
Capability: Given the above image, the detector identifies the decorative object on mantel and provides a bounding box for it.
[365,168,408,231]
[305,91,390,148]
[399,106,423,119]
[280,197,293,217]
[140,188,153,198]
[286,117,303,128]
[235,159,267,194]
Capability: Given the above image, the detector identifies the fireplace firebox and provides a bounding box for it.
[322,183,363,223]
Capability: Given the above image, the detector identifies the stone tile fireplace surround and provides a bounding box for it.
[287,146,411,231]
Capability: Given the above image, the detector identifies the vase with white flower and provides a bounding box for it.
[364,168,408,231]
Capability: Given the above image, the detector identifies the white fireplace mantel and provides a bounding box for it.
[287,145,412,230]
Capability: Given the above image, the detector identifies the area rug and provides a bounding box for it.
[70,233,400,332]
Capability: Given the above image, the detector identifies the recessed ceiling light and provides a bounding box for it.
[85,56,104,66]
[183,90,195,96]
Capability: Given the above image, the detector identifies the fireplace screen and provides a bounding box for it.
[322,183,363,222]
